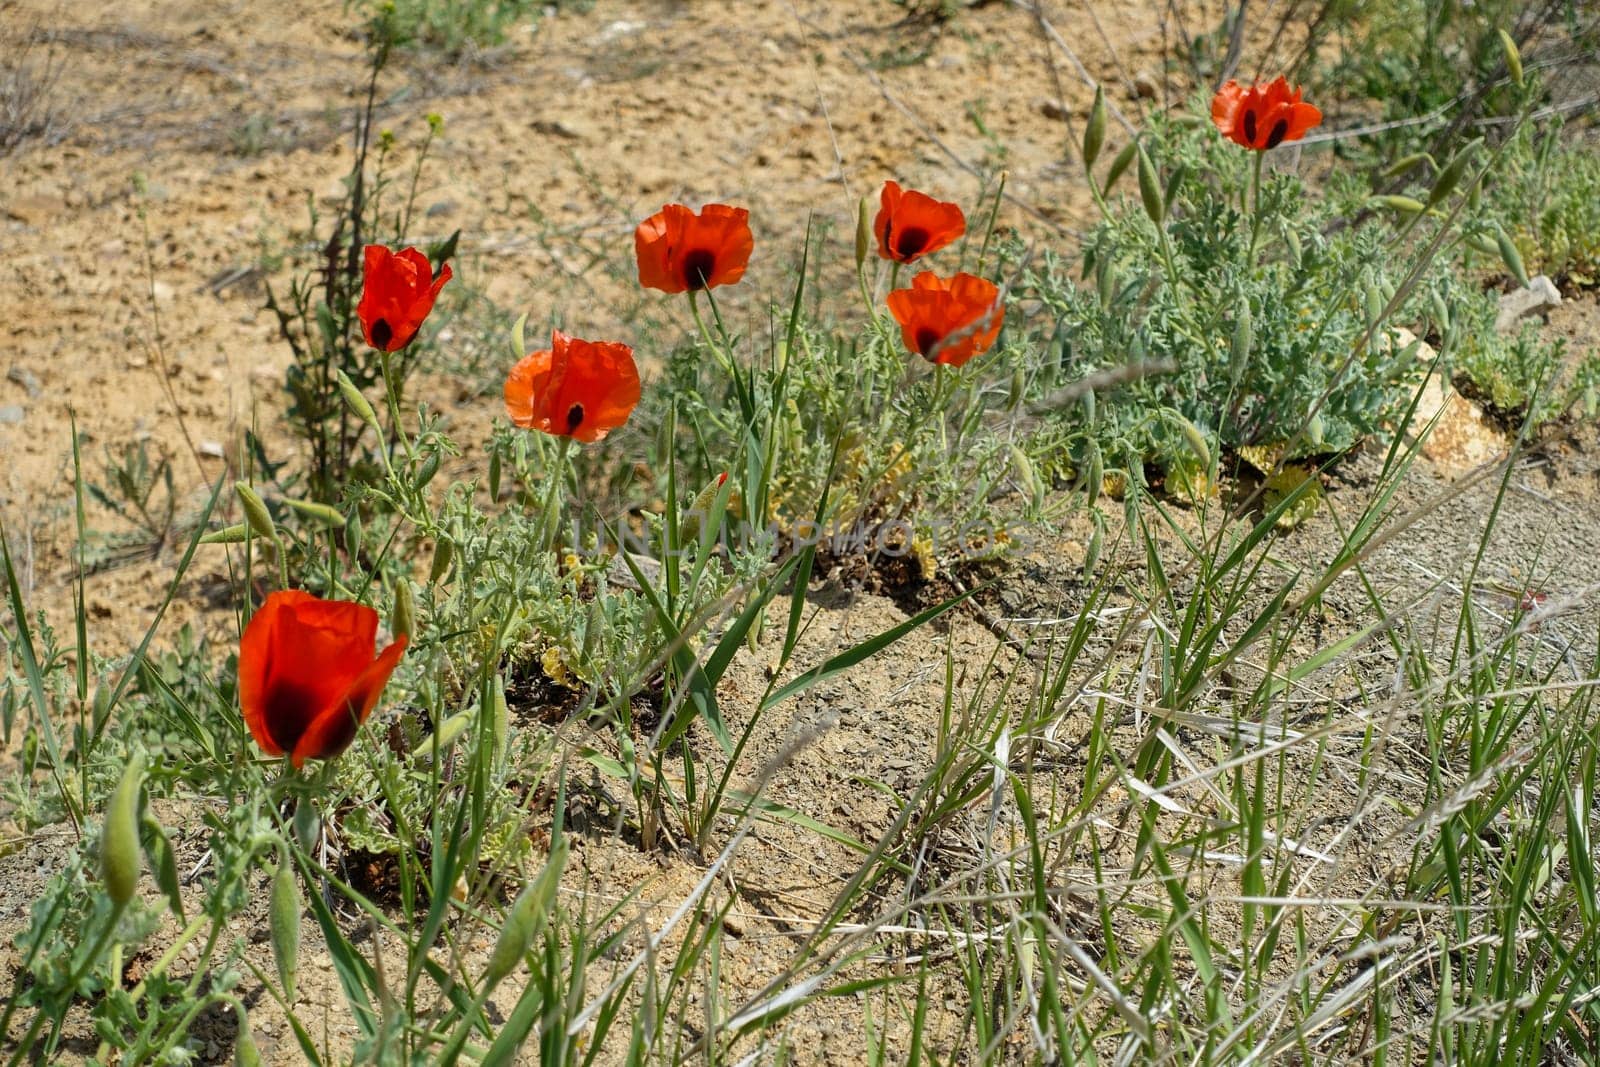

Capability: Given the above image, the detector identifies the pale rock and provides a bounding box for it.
[1392,327,1508,478]
[151,280,176,304]
[1494,274,1561,333]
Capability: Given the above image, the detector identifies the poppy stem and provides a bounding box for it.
[1247,151,1265,272]
[377,350,417,467]
[540,436,572,554]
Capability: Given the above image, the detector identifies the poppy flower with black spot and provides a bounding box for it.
[504,330,641,443]
[1210,77,1321,151]
[357,244,452,352]
[874,180,966,265]
[634,203,753,294]
[239,590,407,769]
[885,271,1004,368]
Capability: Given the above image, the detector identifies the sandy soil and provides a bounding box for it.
[2,0,1599,1063]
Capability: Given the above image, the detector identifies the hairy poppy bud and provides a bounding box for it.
[1381,153,1431,180]
[1084,516,1103,576]
[1083,85,1107,171]
[199,523,250,545]
[392,579,415,642]
[488,448,502,501]
[1136,145,1164,226]
[1085,443,1103,510]
[1232,304,1253,367]
[1372,195,1426,216]
[336,369,380,431]
[270,853,302,1002]
[285,498,346,529]
[235,482,276,542]
[482,841,568,992]
[1428,139,1480,207]
[1175,415,1211,473]
[1496,229,1529,287]
[235,1010,263,1067]
[413,451,441,490]
[430,535,455,584]
[142,813,184,920]
[101,751,145,909]
[1499,29,1523,88]
[1103,142,1137,193]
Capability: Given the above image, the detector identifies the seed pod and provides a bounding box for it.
[1464,232,1500,256]
[392,580,415,642]
[270,853,301,1002]
[430,535,455,584]
[234,482,275,542]
[1499,29,1523,88]
[1008,444,1042,509]
[1496,229,1529,287]
[335,370,380,431]
[284,498,346,529]
[1082,85,1107,171]
[1373,195,1427,215]
[199,523,250,545]
[101,751,145,908]
[1136,145,1164,226]
[1430,290,1451,333]
[1428,139,1480,207]
[854,196,871,273]
[1103,142,1137,193]
[235,1008,263,1067]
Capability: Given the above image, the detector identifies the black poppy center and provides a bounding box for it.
[370,318,393,349]
[914,326,943,355]
[566,403,586,433]
[896,226,930,259]
[1265,118,1289,149]
[682,248,717,291]
[1242,109,1258,145]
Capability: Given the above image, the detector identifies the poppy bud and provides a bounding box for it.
[270,853,301,1002]
[428,712,472,755]
[430,535,455,584]
[336,369,380,432]
[285,498,346,529]
[1083,85,1107,171]
[1283,225,1303,268]
[235,1008,263,1067]
[1499,29,1523,88]
[100,751,145,909]
[414,452,441,490]
[1365,280,1385,327]
[1430,291,1451,333]
[854,196,871,273]
[488,448,502,500]
[1381,153,1431,179]
[1373,195,1427,216]
[1163,164,1188,217]
[200,523,250,545]
[511,312,529,361]
[142,813,184,920]
[679,473,730,546]
[1084,516,1103,576]
[1174,415,1211,472]
[1103,142,1137,193]
[482,841,567,991]
[1428,139,1480,207]
[1232,304,1253,367]
[1082,387,1095,425]
[1496,229,1529,287]
[1464,232,1499,256]
[392,579,415,642]
[235,482,276,542]
[1136,145,1164,226]
[1007,367,1026,412]
[1306,412,1325,449]
[293,800,320,851]
[490,673,509,766]
[1085,443,1103,510]
[345,512,364,557]
[1008,445,1042,509]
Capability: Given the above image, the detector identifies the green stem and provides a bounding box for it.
[1247,151,1265,272]
[539,436,572,555]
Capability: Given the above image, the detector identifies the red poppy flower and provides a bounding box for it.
[357,244,452,352]
[1210,77,1322,151]
[874,180,966,264]
[238,590,407,768]
[634,204,753,293]
[504,330,641,443]
[885,271,1004,367]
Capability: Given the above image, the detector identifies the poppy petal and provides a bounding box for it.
[290,636,408,768]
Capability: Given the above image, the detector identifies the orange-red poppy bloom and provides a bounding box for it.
[238,590,407,769]
[357,244,452,352]
[874,180,966,264]
[886,271,1004,367]
[504,330,641,443]
[1210,77,1322,151]
[634,204,753,293]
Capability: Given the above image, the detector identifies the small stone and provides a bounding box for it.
[425,199,458,218]
[250,362,279,383]
[151,280,176,304]
[0,405,24,425]
[3,195,63,224]
[7,368,41,398]
[1133,71,1160,99]
[1039,99,1072,123]
[1495,274,1561,333]
[199,440,226,459]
